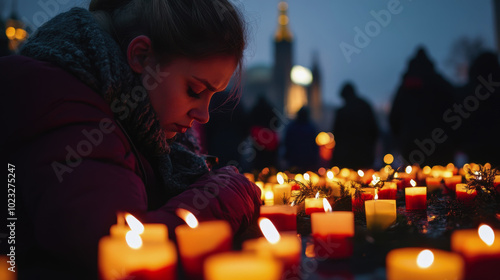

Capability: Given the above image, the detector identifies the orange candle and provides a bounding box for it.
[444,175,462,193]
[204,252,282,280]
[386,248,464,280]
[425,177,443,193]
[405,180,427,211]
[175,209,232,280]
[451,225,500,280]
[305,192,324,215]
[311,200,354,259]
[378,182,397,199]
[260,205,297,232]
[98,214,177,280]
[455,183,477,205]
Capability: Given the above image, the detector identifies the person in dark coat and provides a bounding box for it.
[284,106,319,173]
[389,47,456,166]
[0,1,260,279]
[331,82,379,170]
[455,51,500,166]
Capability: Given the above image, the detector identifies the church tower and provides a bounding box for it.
[308,52,323,125]
[272,1,293,117]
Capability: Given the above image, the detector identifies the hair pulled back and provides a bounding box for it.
[89,0,245,67]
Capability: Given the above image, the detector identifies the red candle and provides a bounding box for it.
[311,210,354,259]
[351,188,374,212]
[378,182,397,199]
[405,181,427,211]
[444,175,462,194]
[305,193,324,215]
[260,205,297,232]
[455,183,477,205]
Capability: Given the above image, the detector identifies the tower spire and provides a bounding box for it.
[274,1,293,42]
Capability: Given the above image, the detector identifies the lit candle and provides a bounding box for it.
[351,187,375,212]
[455,183,477,205]
[311,200,354,259]
[365,193,396,231]
[305,192,324,215]
[255,181,265,201]
[204,252,282,280]
[494,175,500,193]
[378,182,397,199]
[451,225,500,280]
[110,213,168,242]
[98,214,177,280]
[175,209,232,280]
[326,170,342,197]
[242,218,301,278]
[386,248,464,280]
[260,205,298,232]
[273,174,291,205]
[405,180,427,211]
[264,186,274,206]
[444,175,462,194]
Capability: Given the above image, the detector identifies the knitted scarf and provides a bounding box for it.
[20,7,209,199]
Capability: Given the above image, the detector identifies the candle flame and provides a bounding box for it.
[277,173,284,185]
[423,166,431,175]
[265,190,274,200]
[416,249,434,268]
[315,192,320,199]
[323,198,332,212]
[410,179,416,187]
[394,172,399,178]
[374,192,378,200]
[176,208,199,228]
[259,218,280,244]
[371,175,380,185]
[303,173,310,181]
[327,171,334,180]
[125,231,143,249]
[358,170,364,177]
[291,200,295,207]
[125,214,144,234]
[478,224,495,246]
[406,166,412,174]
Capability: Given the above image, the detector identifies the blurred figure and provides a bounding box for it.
[283,106,319,173]
[389,47,456,166]
[331,82,379,169]
[248,95,280,171]
[455,51,500,166]
[0,19,11,57]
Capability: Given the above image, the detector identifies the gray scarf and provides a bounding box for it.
[20,7,209,199]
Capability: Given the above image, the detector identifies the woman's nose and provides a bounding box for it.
[189,101,210,124]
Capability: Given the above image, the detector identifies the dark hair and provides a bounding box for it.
[90,0,246,96]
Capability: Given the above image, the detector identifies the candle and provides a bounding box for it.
[311,201,354,259]
[425,177,443,193]
[98,214,177,280]
[405,180,427,211]
[455,183,477,205]
[444,175,462,193]
[305,192,324,215]
[494,175,500,193]
[273,174,291,205]
[175,209,232,280]
[204,252,282,280]
[451,225,500,280]
[365,194,396,231]
[264,186,274,206]
[386,248,464,280]
[242,218,301,278]
[255,181,265,201]
[326,170,342,197]
[0,255,16,280]
[110,213,168,242]
[378,182,397,199]
[260,205,297,232]
[351,187,375,212]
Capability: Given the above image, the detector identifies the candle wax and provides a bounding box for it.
[405,187,427,211]
[260,205,297,232]
[305,198,324,215]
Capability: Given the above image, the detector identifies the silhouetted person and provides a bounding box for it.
[332,82,379,169]
[248,95,280,171]
[284,106,319,173]
[0,20,11,57]
[389,47,455,166]
[204,91,249,168]
[455,51,500,166]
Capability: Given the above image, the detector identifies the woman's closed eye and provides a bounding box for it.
[187,87,202,99]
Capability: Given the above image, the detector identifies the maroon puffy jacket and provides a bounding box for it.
[1,55,261,279]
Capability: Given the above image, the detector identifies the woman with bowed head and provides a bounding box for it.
[0,0,261,278]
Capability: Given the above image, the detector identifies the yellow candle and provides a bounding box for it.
[98,215,177,280]
[273,183,291,205]
[204,252,282,280]
[365,198,396,231]
[386,248,464,280]
[425,177,443,192]
[175,211,232,280]
[305,193,324,215]
[255,181,265,201]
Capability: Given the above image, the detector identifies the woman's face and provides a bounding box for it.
[143,55,237,139]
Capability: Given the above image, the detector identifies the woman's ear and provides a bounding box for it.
[127,35,154,74]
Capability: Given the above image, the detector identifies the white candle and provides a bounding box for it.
[365,196,396,231]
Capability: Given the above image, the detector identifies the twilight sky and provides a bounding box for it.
[3,0,496,110]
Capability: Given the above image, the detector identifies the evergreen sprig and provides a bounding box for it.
[288,179,332,205]
[465,164,499,200]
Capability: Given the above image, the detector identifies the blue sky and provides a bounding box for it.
[3,0,496,109]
